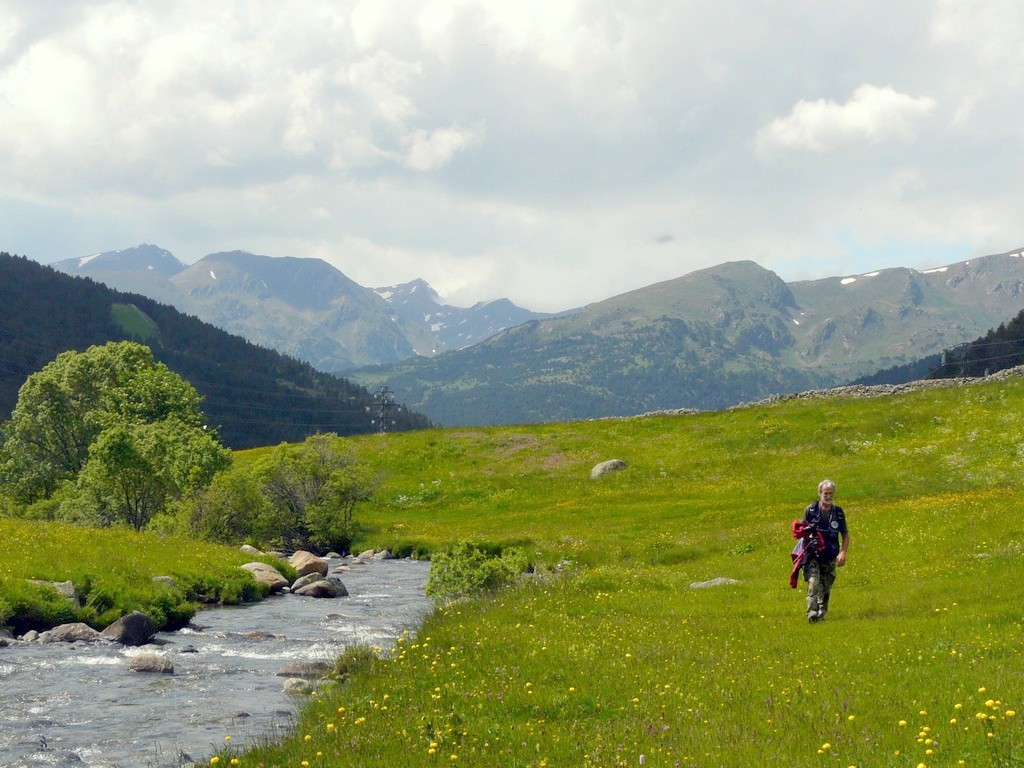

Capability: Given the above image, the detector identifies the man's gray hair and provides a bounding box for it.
[818,479,836,494]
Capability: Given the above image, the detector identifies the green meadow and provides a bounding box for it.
[5,375,1024,767]
[225,377,1024,767]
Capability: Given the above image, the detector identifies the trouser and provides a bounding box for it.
[805,559,837,618]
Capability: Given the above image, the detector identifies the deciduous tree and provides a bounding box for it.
[0,342,226,517]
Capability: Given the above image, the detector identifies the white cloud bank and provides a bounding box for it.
[757,85,938,154]
[1,2,1024,311]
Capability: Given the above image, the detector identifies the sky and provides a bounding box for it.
[2,1,1024,312]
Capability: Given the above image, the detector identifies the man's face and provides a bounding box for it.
[820,487,835,505]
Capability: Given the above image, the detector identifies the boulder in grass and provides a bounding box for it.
[590,459,627,479]
[241,562,289,593]
[289,550,328,577]
[283,678,316,695]
[28,579,80,607]
[276,660,331,679]
[689,577,739,589]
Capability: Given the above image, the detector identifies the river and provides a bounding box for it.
[0,558,432,768]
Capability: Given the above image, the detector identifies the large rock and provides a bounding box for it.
[590,459,627,479]
[290,550,328,577]
[283,678,316,695]
[240,544,265,556]
[290,572,327,592]
[101,611,157,646]
[293,577,349,598]
[276,660,331,679]
[27,579,80,607]
[689,577,739,589]
[358,549,392,560]
[128,653,174,674]
[241,562,289,593]
[38,623,104,643]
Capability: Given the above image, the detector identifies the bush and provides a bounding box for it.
[0,580,82,634]
[388,540,433,560]
[331,644,382,681]
[425,541,529,600]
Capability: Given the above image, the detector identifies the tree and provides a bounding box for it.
[0,342,227,513]
[182,464,282,544]
[76,419,229,530]
[250,433,379,551]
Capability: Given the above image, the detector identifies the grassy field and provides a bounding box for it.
[0,521,275,632]
[213,376,1024,767]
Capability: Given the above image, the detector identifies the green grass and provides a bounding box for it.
[0,520,272,632]
[208,376,1024,767]
[111,302,160,341]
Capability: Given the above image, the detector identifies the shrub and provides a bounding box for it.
[425,541,529,600]
[331,644,382,681]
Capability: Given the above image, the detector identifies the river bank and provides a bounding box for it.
[0,558,432,768]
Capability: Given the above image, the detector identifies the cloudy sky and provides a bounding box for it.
[2,1,1023,311]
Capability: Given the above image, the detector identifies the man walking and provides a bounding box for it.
[801,479,850,622]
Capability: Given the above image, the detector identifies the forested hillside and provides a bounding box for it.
[928,306,1024,378]
[0,253,430,448]
[853,306,1024,385]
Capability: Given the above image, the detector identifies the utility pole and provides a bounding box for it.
[369,386,398,433]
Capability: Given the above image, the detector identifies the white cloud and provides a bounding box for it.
[3,2,1024,313]
[402,124,481,171]
[757,84,938,154]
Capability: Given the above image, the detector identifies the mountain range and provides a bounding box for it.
[350,250,1024,425]
[46,243,1024,427]
[52,245,563,374]
[0,253,430,449]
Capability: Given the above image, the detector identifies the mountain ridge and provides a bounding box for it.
[51,245,557,373]
[349,248,1024,425]
[0,252,430,448]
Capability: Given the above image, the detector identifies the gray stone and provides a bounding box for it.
[241,562,289,593]
[293,577,349,598]
[101,611,158,646]
[590,459,628,479]
[291,572,327,591]
[38,623,105,643]
[689,577,739,589]
[128,653,174,673]
[276,660,331,679]
[283,678,316,695]
[27,579,80,607]
[289,550,328,577]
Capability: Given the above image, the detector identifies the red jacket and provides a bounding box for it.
[789,520,825,588]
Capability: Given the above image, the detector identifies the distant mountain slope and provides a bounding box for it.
[350,250,1024,426]
[0,252,430,448]
[375,278,568,355]
[52,244,192,307]
[169,251,415,373]
[51,246,562,374]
